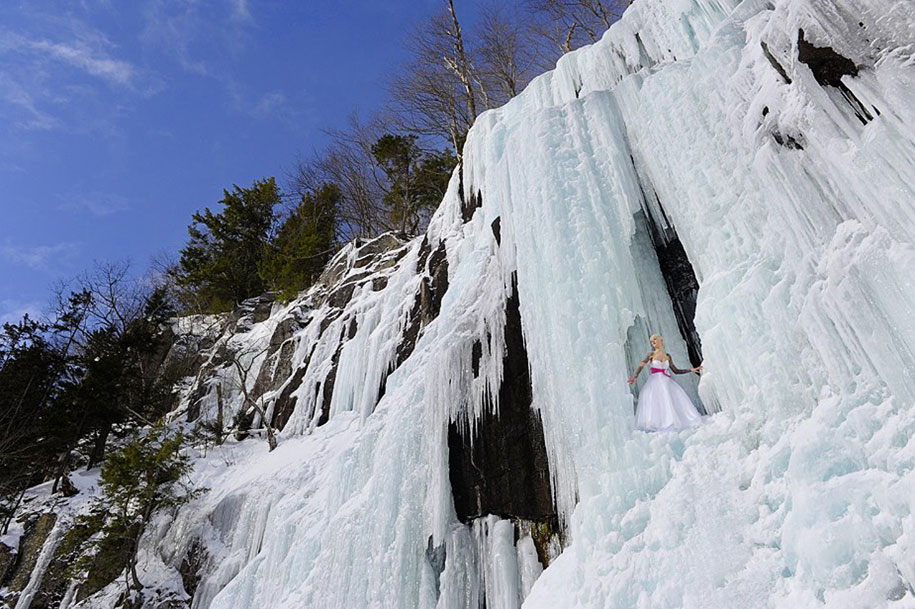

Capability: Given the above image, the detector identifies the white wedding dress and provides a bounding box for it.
[635,359,703,431]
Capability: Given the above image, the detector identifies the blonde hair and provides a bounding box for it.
[650,334,664,346]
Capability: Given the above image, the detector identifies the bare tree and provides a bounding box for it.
[229,346,278,451]
[446,0,479,120]
[290,114,395,242]
[390,6,483,156]
[527,0,631,53]
[476,6,550,104]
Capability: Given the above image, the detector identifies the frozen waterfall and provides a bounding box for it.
[99,0,915,607]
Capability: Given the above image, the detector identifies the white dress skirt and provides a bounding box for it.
[635,359,703,431]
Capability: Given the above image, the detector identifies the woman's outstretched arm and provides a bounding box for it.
[628,354,651,385]
[669,356,703,375]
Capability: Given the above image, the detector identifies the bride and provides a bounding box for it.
[627,334,704,431]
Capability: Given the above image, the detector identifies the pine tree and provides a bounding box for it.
[259,183,339,301]
[175,178,280,311]
[371,134,456,235]
[75,425,199,604]
[0,316,68,532]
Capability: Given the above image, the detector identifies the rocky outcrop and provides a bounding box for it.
[448,275,556,525]
[0,540,16,590]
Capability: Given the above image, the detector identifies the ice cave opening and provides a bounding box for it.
[640,199,703,369]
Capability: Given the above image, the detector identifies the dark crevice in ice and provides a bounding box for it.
[378,238,450,402]
[640,199,704,368]
[448,273,556,524]
[772,131,805,150]
[317,346,341,426]
[797,29,877,125]
[760,40,792,84]
[462,190,483,223]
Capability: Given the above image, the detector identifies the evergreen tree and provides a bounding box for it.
[175,178,280,312]
[0,280,177,531]
[0,316,68,532]
[75,425,199,604]
[259,183,339,301]
[371,134,456,235]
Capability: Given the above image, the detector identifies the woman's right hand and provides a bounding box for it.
[627,375,636,385]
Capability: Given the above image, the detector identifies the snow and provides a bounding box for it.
[32,0,915,607]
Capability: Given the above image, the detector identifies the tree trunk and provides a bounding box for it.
[87,422,112,470]
[266,426,278,452]
[1,486,27,534]
[216,384,225,445]
[447,0,477,121]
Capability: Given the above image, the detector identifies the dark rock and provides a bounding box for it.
[77,523,141,602]
[491,217,501,246]
[233,408,255,441]
[328,283,357,309]
[772,131,805,150]
[270,316,304,349]
[372,276,389,292]
[797,29,858,87]
[394,296,423,373]
[461,190,483,223]
[471,340,483,378]
[421,242,449,326]
[273,366,308,431]
[0,541,16,588]
[425,536,447,597]
[4,512,57,594]
[273,340,296,388]
[234,293,276,325]
[340,269,375,285]
[179,539,208,602]
[797,29,875,124]
[319,310,340,335]
[318,347,342,426]
[638,204,703,367]
[161,328,221,385]
[760,40,792,84]
[448,274,557,524]
[391,239,450,375]
[253,316,302,400]
[210,340,236,369]
[186,380,209,422]
[519,517,563,568]
[353,255,376,269]
[29,521,95,608]
[416,236,432,274]
[356,233,404,258]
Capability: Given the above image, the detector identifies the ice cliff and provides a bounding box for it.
[6,0,915,606]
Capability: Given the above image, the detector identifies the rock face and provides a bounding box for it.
[1,512,57,604]
[448,276,555,524]
[162,233,414,438]
[0,541,16,591]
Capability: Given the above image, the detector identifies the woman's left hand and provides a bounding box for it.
[692,365,704,374]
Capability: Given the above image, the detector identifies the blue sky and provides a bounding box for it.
[0,0,455,323]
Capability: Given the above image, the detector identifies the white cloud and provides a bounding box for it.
[230,0,251,22]
[0,29,136,89]
[252,91,288,117]
[0,73,60,131]
[28,39,134,86]
[57,192,129,217]
[1,240,80,270]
